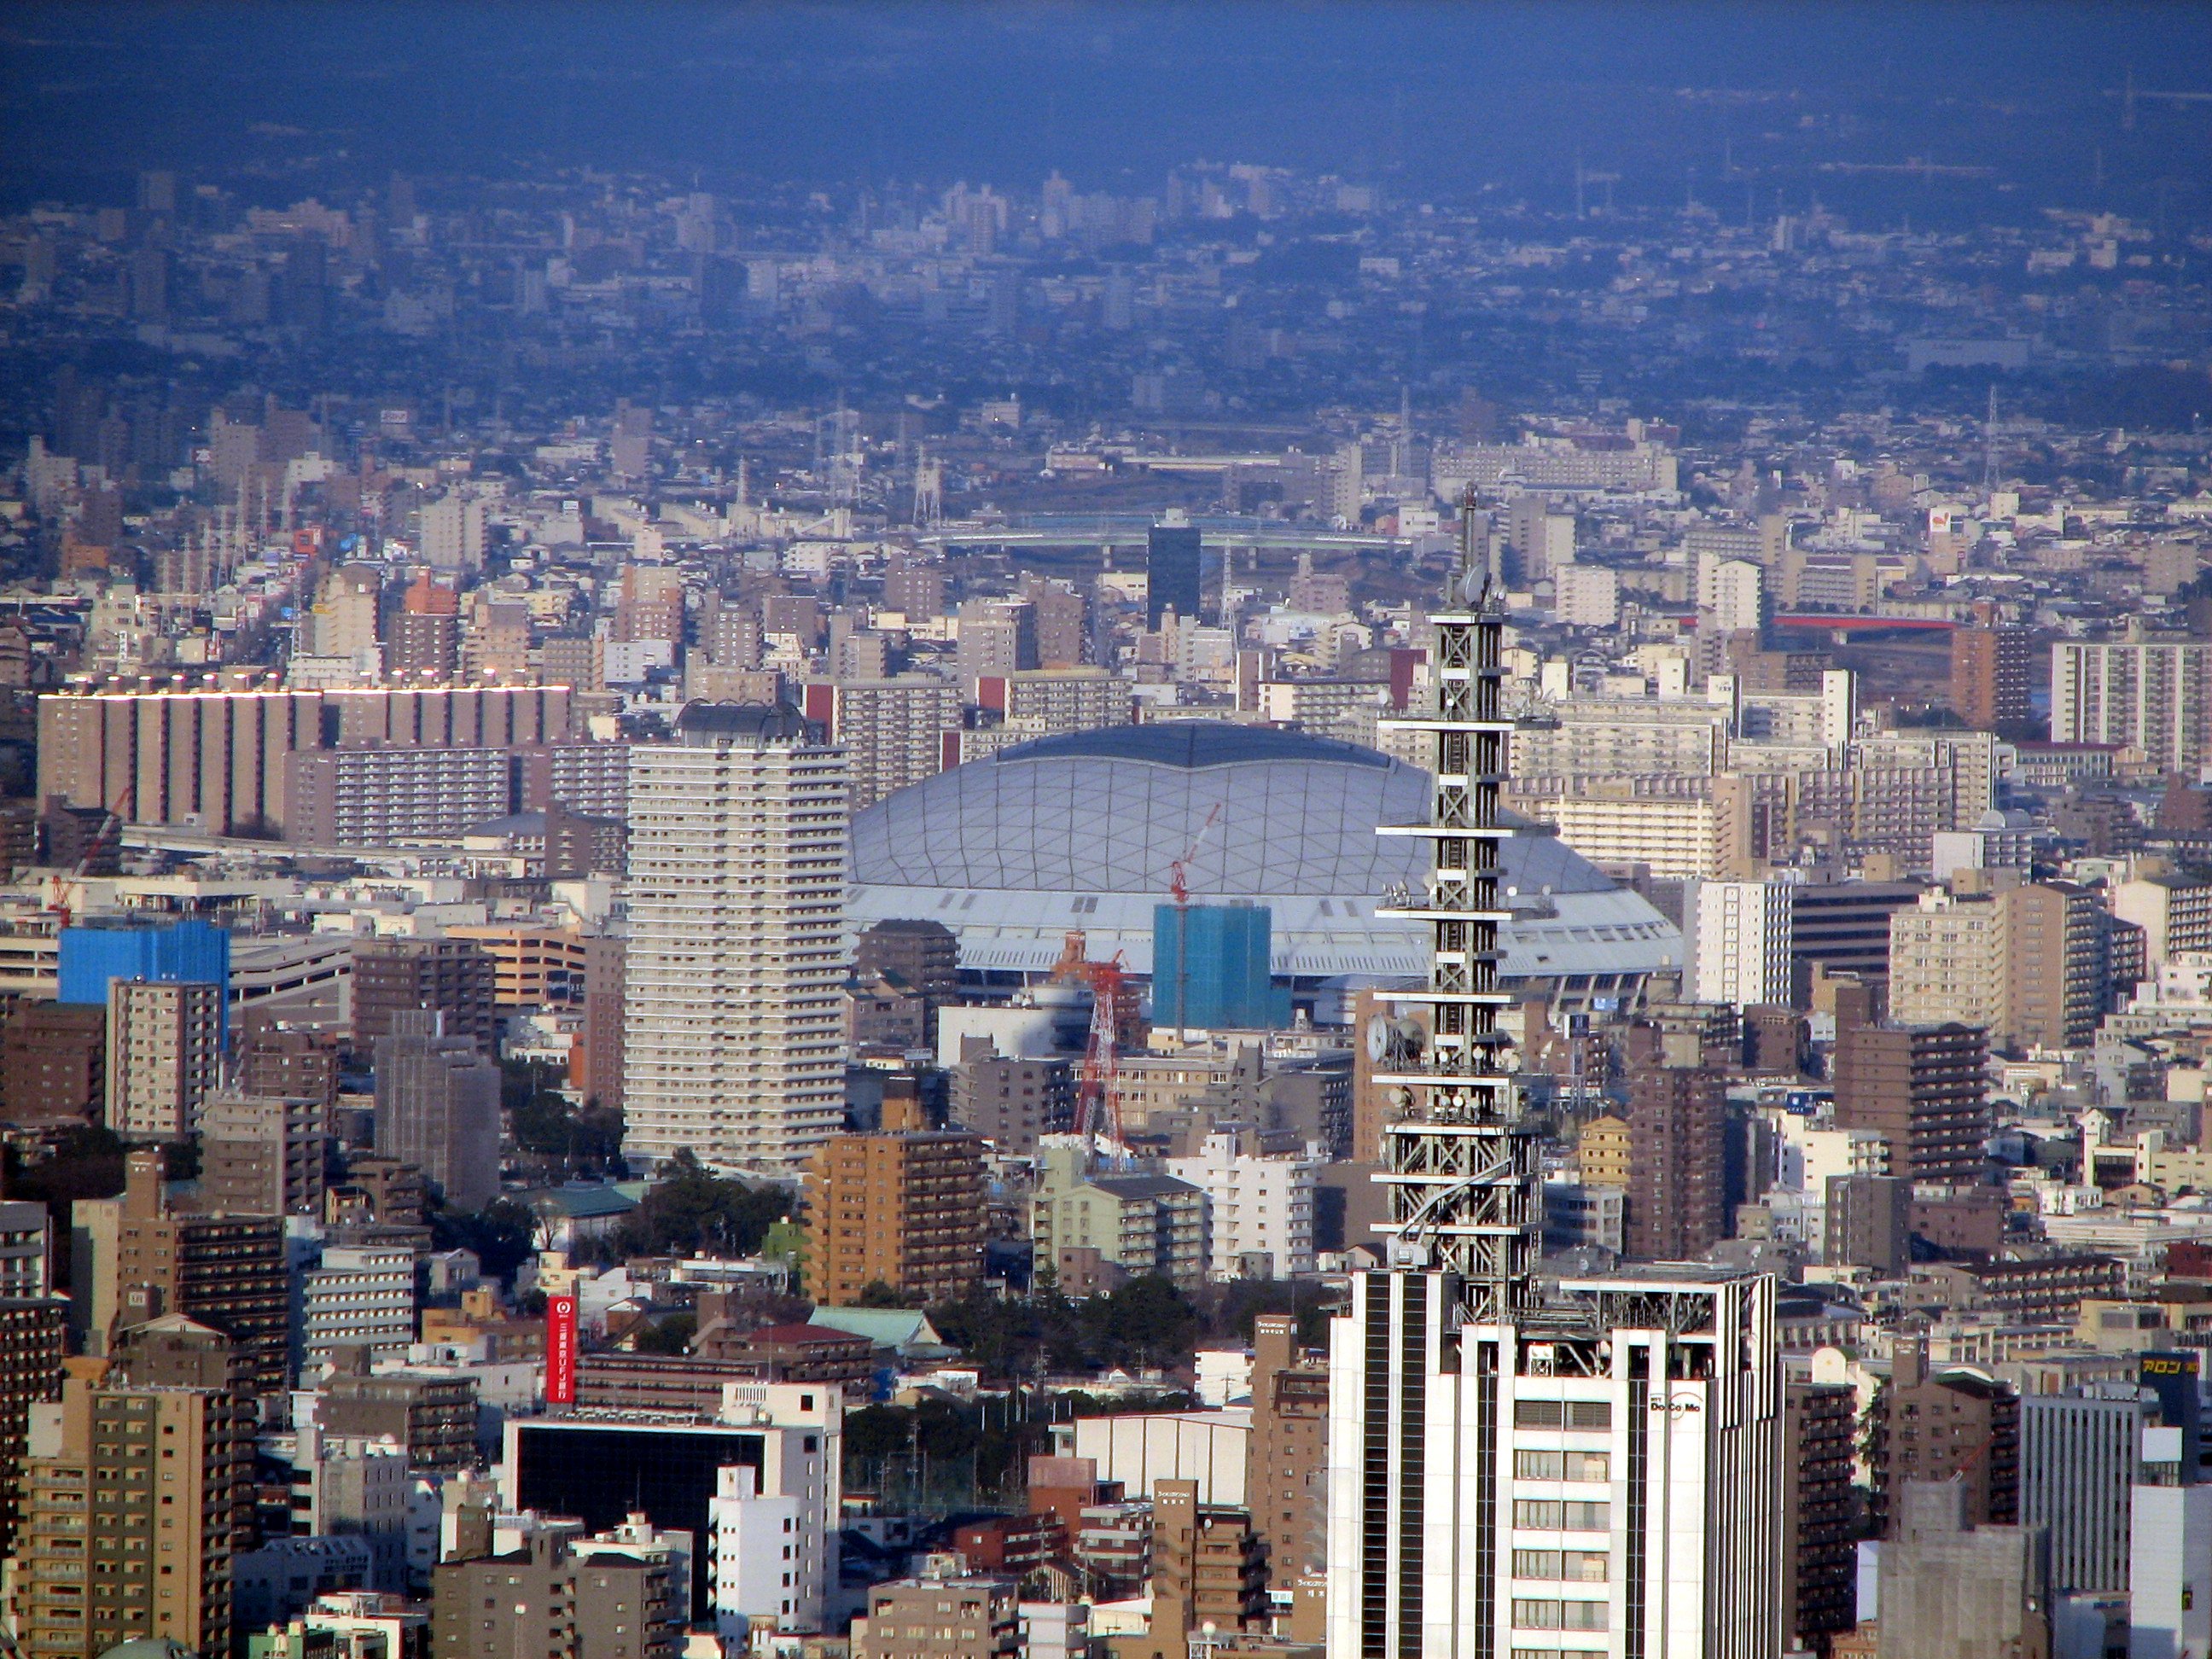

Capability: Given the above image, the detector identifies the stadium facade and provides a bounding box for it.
[848,724,1681,1016]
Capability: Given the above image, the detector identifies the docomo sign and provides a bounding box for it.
[547,1294,579,1406]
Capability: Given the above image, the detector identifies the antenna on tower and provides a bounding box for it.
[912,445,941,529]
[1982,385,2000,496]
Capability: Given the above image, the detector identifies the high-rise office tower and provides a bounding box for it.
[505,1384,841,1625]
[622,703,848,1172]
[2022,1385,2159,1596]
[1325,537,1783,1659]
[372,1010,501,1212]
[1147,515,1204,629]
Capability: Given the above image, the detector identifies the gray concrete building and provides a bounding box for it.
[2022,1385,2155,1595]
[372,1010,500,1211]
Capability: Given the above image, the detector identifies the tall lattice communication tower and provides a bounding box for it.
[1369,504,1540,1325]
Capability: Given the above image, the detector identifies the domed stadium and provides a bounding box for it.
[849,724,1681,1012]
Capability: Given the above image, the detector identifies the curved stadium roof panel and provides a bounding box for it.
[849,723,1682,992]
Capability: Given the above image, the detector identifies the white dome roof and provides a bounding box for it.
[850,724,1680,988]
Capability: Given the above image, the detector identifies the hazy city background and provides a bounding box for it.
[3,7,2212,1659]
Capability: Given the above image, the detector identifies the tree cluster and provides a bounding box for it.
[927,1275,1200,1378]
[428,1195,538,1284]
[504,1061,626,1177]
[612,1149,791,1259]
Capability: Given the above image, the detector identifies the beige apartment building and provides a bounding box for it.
[105,979,223,1140]
[35,683,572,835]
[1888,882,2107,1051]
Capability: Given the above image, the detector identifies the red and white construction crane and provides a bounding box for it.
[44,785,131,929]
[1054,930,1131,1151]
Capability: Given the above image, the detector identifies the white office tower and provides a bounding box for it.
[622,702,849,1171]
[1329,531,1784,1659]
[1689,879,1796,1010]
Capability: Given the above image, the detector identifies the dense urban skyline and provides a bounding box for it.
[3,6,2212,1659]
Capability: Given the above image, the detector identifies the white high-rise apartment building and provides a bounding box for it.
[1703,557,1766,636]
[2051,637,2212,775]
[419,492,486,571]
[298,1243,417,1377]
[106,978,224,1139]
[1551,564,1620,629]
[622,702,849,1171]
[1165,1129,1319,1281]
[799,675,960,809]
[1689,879,1796,1009]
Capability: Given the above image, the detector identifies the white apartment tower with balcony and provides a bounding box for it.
[1165,1128,1320,1281]
[622,702,850,1171]
[1325,524,1784,1659]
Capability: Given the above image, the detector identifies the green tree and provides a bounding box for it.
[928,1286,1087,1377]
[614,1150,791,1258]
[630,1313,696,1356]
[927,1277,1202,1378]
[854,1280,923,1309]
[1079,1275,1199,1369]
[507,1062,626,1176]
[429,1196,538,1284]
[3,1126,127,1213]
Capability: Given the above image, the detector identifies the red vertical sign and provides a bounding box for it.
[546,1293,578,1406]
